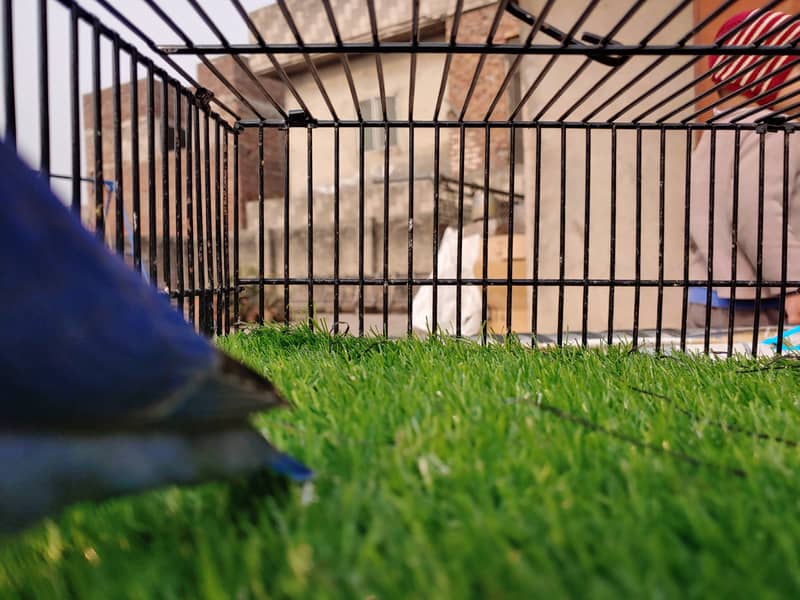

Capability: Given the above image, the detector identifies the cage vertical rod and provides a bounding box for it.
[632,129,643,350]
[581,0,742,122]
[233,129,239,329]
[112,35,124,255]
[433,0,463,121]
[38,0,50,178]
[230,0,310,115]
[506,127,516,337]
[214,119,224,336]
[186,101,195,325]
[703,131,717,355]
[140,0,262,120]
[147,66,157,284]
[557,125,567,346]
[258,125,265,324]
[185,0,286,120]
[432,125,441,334]
[174,85,184,314]
[608,0,782,123]
[670,52,800,125]
[647,10,800,124]
[161,76,171,292]
[283,127,290,325]
[559,0,693,121]
[70,5,79,214]
[752,132,767,356]
[482,125,491,344]
[92,20,104,241]
[93,0,240,120]
[333,125,341,333]
[130,54,141,271]
[458,0,510,121]
[776,131,791,355]
[3,0,15,147]
[223,129,230,334]
[531,124,540,343]
[407,123,415,337]
[655,128,666,353]
[358,124,365,335]
[734,81,800,124]
[383,122,390,337]
[203,111,214,334]
[680,128,691,352]
[320,0,361,120]
[533,0,647,123]
[275,0,337,120]
[306,125,314,328]
[194,103,205,331]
[581,130,591,346]
[607,126,617,345]
[510,0,600,121]
[485,0,556,121]
[408,0,419,123]
[455,124,465,337]
[366,0,388,120]
[725,130,740,356]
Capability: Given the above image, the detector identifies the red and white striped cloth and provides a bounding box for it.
[709,9,800,106]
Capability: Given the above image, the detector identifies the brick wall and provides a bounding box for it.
[445,4,521,187]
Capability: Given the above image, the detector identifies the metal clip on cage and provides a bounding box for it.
[505,1,629,67]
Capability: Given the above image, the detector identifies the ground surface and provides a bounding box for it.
[3,328,800,598]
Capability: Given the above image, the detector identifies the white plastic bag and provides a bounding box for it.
[412,227,482,335]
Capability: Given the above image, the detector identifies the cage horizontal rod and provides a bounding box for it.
[166,286,238,300]
[239,119,795,131]
[237,277,800,288]
[160,42,800,57]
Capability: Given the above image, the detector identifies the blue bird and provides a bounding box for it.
[0,138,312,533]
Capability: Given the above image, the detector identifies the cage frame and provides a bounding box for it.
[4,0,800,356]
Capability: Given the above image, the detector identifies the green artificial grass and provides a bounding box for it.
[3,326,800,598]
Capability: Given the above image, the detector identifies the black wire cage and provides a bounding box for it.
[3,0,800,356]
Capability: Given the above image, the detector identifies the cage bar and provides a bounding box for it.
[38,0,49,178]
[174,82,185,314]
[186,100,196,326]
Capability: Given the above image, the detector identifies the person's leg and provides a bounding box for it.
[686,305,733,329]
[686,304,709,329]
[685,304,780,340]
[731,307,780,329]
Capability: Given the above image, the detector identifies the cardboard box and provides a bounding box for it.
[475,234,530,334]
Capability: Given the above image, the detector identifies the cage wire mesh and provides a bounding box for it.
[2,0,800,356]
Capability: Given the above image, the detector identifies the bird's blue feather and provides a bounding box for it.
[0,139,313,532]
[0,137,215,424]
[267,451,315,482]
